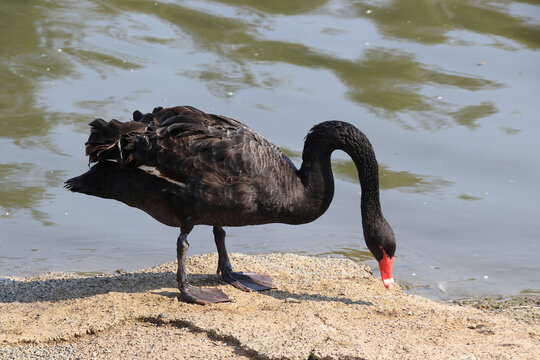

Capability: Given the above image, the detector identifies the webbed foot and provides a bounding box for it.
[222,271,275,292]
[179,284,232,305]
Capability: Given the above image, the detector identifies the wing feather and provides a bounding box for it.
[113,106,292,188]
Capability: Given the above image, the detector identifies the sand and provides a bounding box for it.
[0,253,538,359]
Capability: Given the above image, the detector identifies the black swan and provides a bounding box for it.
[65,105,396,304]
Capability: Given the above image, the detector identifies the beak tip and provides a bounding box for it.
[383,278,395,289]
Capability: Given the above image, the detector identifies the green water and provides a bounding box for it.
[1,0,539,299]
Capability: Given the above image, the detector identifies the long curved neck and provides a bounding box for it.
[297,121,383,225]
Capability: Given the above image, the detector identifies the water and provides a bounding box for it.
[1,0,539,300]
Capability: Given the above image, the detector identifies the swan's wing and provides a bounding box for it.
[131,106,294,187]
[85,105,295,188]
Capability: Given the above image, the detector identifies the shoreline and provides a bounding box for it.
[3,255,534,303]
[1,253,538,359]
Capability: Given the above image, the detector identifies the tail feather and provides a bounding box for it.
[64,161,117,198]
[64,172,95,196]
[85,118,146,164]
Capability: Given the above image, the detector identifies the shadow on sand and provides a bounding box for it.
[1,271,372,306]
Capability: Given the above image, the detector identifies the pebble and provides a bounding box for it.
[157,312,171,322]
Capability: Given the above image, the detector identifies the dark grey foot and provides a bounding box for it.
[179,284,232,305]
[222,271,275,292]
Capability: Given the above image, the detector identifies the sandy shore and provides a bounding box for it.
[1,253,538,359]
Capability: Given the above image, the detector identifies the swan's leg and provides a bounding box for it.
[177,225,231,304]
[213,226,275,292]
[214,226,233,276]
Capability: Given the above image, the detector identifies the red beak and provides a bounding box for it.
[378,249,394,289]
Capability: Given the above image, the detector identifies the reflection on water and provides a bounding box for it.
[0,0,539,299]
[0,163,65,226]
[352,1,540,49]
[457,194,482,201]
[92,0,506,131]
[217,0,329,15]
[319,248,373,263]
[236,44,502,125]
[451,101,498,130]
[0,2,78,140]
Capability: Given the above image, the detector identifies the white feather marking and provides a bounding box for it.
[117,141,123,161]
[138,165,185,187]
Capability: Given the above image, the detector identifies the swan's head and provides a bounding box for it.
[364,218,396,289]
